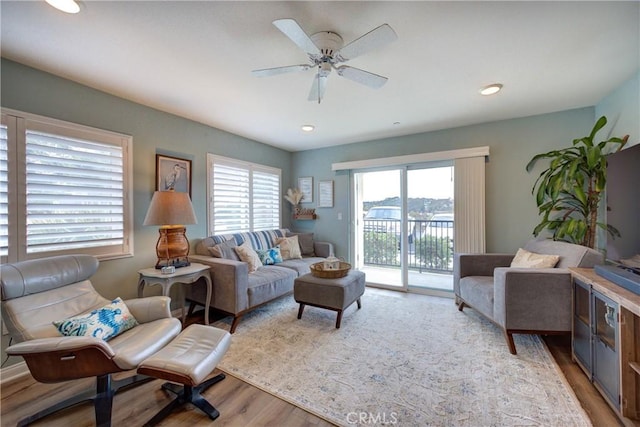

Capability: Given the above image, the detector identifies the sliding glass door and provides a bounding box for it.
[355,169,405,289]
[406,165,454,294]
[354,163,454,294]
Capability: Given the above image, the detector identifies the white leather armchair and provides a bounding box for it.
[0,255,182,426]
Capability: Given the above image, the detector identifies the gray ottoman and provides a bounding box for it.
[294,270,365,328]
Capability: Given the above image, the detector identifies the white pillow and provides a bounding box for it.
[234,241,262,273]
[510,248,560,268]
[275,236,302,260]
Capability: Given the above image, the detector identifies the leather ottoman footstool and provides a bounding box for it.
[294,270,365,328]
[138,324,231,426]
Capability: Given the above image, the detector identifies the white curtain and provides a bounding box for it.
[454,156,486,254]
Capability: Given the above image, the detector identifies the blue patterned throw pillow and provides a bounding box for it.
[256,246,284,265]
[53,297,139,341]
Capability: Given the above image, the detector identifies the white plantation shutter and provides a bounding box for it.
[0,124,9,258]
[208,154,281,235]
[253,168,280,231]
[211,159,251,233]
[25,130,125,253]
[1,109,133,262]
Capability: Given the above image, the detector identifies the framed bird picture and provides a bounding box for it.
[156,154,192,196]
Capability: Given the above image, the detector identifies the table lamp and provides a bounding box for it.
[143,189,197,269]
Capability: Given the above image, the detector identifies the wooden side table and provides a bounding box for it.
[138,263,212,325]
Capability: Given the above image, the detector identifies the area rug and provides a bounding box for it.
[213,289,591,426]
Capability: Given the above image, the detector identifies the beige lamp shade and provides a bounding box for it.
[143,190,197,268]
[143,190,197,226]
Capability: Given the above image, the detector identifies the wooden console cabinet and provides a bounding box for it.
[571,268,640,426]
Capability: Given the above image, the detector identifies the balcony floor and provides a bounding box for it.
[360,265,453,293]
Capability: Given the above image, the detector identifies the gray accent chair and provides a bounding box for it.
[454,239,603,354]
[0,255,182,426]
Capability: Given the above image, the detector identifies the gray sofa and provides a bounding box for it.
[185,228,333,333]
[454,239,603,354]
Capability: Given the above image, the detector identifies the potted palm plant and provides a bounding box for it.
[526,116,629,249]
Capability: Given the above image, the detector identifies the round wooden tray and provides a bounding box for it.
[310,262,352,279]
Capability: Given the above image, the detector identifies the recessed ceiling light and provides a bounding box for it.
[301,125,315,132]
[479,83,503,96]
[46,0,81,14]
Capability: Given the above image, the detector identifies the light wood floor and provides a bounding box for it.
[0,327,622,426]
[542,335,622,427]
[0,368,332,427]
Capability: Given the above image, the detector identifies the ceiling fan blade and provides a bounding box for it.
[336,24,397,62]
[308,73,328,103]
[252,64,311,77]
[336,65,388,89]
[273,18,321,55]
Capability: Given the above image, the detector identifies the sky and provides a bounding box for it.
[361,166,454,202]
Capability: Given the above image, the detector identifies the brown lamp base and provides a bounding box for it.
[155,225,191,269]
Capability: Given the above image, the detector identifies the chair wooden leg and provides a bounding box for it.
[457,301,466,311]
[230,315,242,334]
[356,298,362,309]
[297,303,305,319]
[504,331,517,355]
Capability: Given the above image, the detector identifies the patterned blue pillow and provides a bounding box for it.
[256,246,284,265]
[53,297,139,341]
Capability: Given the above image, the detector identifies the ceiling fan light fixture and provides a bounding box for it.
[253,19,397,102]
[301,125,315,132]
[480,83,503,96]
[319,62,332,77]
[45,0,81,14]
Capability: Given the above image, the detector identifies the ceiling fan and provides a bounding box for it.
[252,19,398,103]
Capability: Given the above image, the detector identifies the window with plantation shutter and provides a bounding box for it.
[25,130,126,253]
[208,154,281,234]
[1,109,133,262]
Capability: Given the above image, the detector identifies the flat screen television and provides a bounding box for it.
[604,142,640,269]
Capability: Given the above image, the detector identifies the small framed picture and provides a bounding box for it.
[156,154,192,196]
[298,176,313,203]
[318,180,334,207]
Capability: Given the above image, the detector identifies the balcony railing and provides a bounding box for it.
[363,219,454,273]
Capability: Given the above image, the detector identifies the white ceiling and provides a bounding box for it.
[1,1,638,152]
